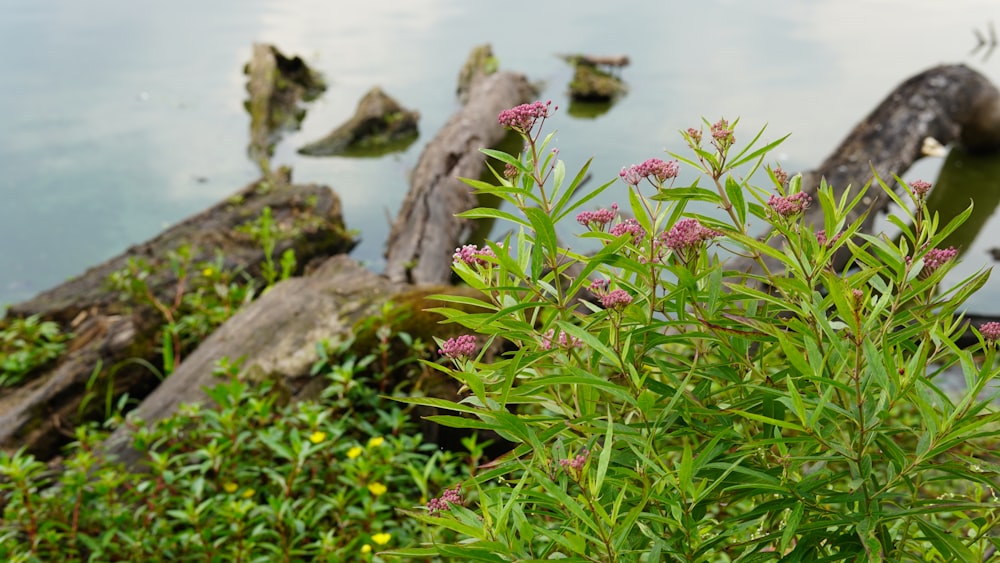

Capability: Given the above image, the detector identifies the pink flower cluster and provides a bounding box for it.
[559,449,589,471]
[609,218,646,245]
[906,246,957,278]
[815,230,842,247]
[767,192,811,217]
[453,244,495,267]
[980,321,1000,342]
[710,118,734,147]
[589,279,609,294]
[772,167,788,186]
[909,179,932,198]
[498,100,555,133]
[600,289,632,310]
[439,335,477,359]
[576,204,617,229]
[921,246,958,275]
[588,279,632,310]
[427,485,463,514]
[662,218,722,251]
[539,329,583,350]
[686,127,702,146]
[619,158,680,186]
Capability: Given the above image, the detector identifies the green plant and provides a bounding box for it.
[238,206,297,288]
[0,335,467,561]
[389,102,1000,561]
[109,245,255,376]
[0,314,70,386]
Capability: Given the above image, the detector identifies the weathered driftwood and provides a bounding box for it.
[102,255,486,470]
[245,43,325,173]
[0,169,355,459]
[728,64,1000,279]
[297,87,419,157]
[383,45,536,285]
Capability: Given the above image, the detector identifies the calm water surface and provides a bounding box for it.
[3,0,1000,313]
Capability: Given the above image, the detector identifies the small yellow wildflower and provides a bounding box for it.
[202,267,214,278]
[309,431,326,444]
[361,544,372,554]
[241,488,255,499]
[223,482,238,493]
[367,436,384,448]
[347,446,363,459]
[367,482,388,496]
[371,532,391,546]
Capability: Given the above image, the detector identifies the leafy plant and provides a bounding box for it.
[0,334,467,561]
[0,314,70,386]
[389,103,1000,561]
[238,206,297,288]
[108,245,255,376]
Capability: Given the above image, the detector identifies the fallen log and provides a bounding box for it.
[383,44,536,285]
[0,168,355,460]
[728,63,1000,279]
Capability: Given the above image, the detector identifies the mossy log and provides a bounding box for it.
[0,169,355,460]
[297,86,419,157]
[245,43,325,173]
[383,44,536,285]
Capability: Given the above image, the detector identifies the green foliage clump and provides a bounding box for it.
[0,314,70,387]
[388,105,1000,561]
[109,244,256,376]
[0,342,467,562]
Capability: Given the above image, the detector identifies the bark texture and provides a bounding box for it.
[383,46,536,285]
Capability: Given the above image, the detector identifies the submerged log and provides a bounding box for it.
[0,169,355,460]
[383,44,536,285]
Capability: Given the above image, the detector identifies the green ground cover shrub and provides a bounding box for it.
[0,338,468,562]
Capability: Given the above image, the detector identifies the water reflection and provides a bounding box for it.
[926,145,1000,256]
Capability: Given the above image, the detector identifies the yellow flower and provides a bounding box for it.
[361,544,372,554]
[223,482,238,493]
[367,436,384,448]
[371,532,391,546]
[367,482,388,496]
[241,488,255,498]
[202,267,214,278]
[347,446,363,459]
[309,431,326,444]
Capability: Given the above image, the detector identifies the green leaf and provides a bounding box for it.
[457,207,530,228]
[724,175,748,227]
[552,158,598,221]
[780,502,804,553]
[593,412,614,497]
[480,148,525,171]
[729,409,805,432]
[915,519,976,561]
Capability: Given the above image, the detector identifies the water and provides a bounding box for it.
[3,0,1000,314]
